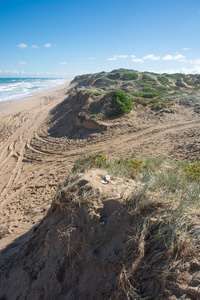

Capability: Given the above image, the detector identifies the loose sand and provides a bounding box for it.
[0,82,71,250]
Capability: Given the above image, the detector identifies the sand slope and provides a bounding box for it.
[0,169,199,299]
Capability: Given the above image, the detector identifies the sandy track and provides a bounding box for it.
[0,85,70,249]
[0,89,199,250]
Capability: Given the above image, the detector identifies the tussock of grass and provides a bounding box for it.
[55,154,200,299]
[72,154,200,253]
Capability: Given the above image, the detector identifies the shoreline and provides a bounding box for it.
[0,80,71,115]
[0,79,73,251]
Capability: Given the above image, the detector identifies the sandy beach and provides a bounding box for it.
[0,81,71,251]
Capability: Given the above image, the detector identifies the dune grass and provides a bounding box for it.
[73,153,200,256]
[56,154,200,299]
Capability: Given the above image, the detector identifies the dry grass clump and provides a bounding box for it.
[53,154,200,299]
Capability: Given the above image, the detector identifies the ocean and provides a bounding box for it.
[0,78,67,103]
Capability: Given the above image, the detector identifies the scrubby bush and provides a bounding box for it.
[107,72,121,80]
[111,90,132,116]
[182,75,196,87]
[73,153,109,172]
[151,101,167,111]
[92,78,113,89]
[86,90,104,96]
[134,88,164,98]
[132,93,172,111]
[176,80,186,88]
[185,161,200,181]
[115,158,143,178]
[157,76,170,86]
[194,79,200,85]
[142,74,157,84]
[121,73,138,81]
[168,74,182,81]
[77,77,94,87]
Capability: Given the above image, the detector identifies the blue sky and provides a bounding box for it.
[0,0,200,78]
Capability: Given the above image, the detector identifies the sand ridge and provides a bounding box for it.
[0,168,199,299]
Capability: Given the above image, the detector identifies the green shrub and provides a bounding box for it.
[142,74,157,84]
[176,80,186,88]
[142,92,159,98]
[156,86,170,92]
[86,90,103,96]
[141,89,164,98]
[185,161,200,181]
[132,94,172,111]
[115,158,143,169]
[92,78,113,88]
[115,158,143,178]
[121,73,138,81]
[78,77,94,87]
[168,74,182,81]
[157,76,170,86]
[182,76,196,87]
[111,90,132,116]
[138,82,153,90]
[151,102,167,111]
[91,114,98,118]
[194,79,200,85]
[107,72,121,80]
[73,153,109,172]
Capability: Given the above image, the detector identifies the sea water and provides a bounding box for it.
[0,78,67,103]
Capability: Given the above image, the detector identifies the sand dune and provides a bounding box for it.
[0,83,199,253]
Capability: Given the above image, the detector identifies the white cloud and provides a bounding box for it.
[183,48,190,51]
[32,45,39,48]
[131,54,136,58]
[117,55,128,58]
[143,54,160,60]
[89,57,94,60]
[132,58,144,63]
[162,54,185,61]
[59,62,67,65]
[43,43,52,48]
[190,59,200,65]
[108,57,117,61]
[158,66,200,74]
[4,69,20,75]
[17,43,28,48]
[108,54,128,61]
[19,61,27,65]
[0,69,2,74]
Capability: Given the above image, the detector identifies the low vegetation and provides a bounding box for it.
[157,75,170,86]
[70,69,200,116]
[142,74,157,83]
[110,89,132,116]
[72,153,200,264]
[51,153,199,298]
[176,79,187,88]
[121,72,138,81]
[185,160,200,181]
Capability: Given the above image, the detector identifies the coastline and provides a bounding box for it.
[0,80,71,115]
[0,79,72,251]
